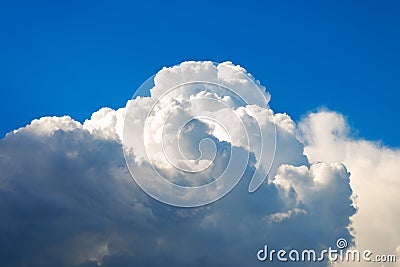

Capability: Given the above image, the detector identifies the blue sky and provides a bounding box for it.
[1,0,400,146]
[1,2,400,267]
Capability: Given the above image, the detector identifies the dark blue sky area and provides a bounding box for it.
[1,0,399,146]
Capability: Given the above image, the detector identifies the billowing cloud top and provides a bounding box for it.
[0,61,397,267]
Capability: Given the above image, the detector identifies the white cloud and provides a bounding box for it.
[264,208,307,223]
[299,110,400,267]
[0,62,358,267]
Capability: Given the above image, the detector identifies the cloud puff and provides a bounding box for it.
[264,208,307,223]
[0,62,356,267]
[299,111,400,267]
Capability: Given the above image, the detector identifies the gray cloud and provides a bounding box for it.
[0,62,356,267]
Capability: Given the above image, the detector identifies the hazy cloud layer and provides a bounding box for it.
[300,111,400,267]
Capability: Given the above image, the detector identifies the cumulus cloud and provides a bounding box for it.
[264,208,307,223]
[299,111,400,267]
[0,61,357,267]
